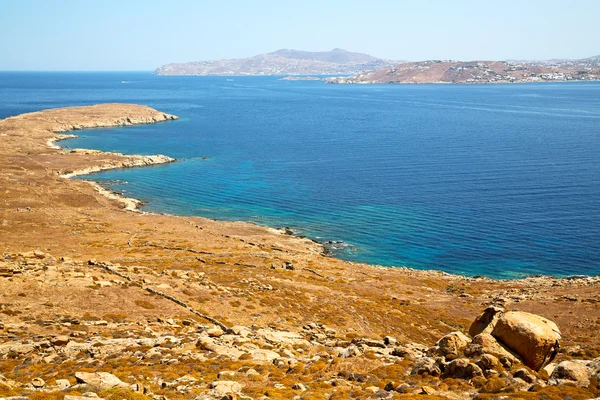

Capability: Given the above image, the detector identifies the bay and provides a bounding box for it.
[1,72,599,278]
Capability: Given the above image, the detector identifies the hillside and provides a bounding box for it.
[325,58,600,84]
[154,48,396,76]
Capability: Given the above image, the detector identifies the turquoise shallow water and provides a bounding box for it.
[1,72,600,278]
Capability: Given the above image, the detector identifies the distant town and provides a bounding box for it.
[155,49,600,84]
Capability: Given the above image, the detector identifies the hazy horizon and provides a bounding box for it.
[1,0,598,71]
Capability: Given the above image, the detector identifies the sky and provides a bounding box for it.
[0,0,598,71]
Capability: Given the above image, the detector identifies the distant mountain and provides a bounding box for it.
[155,49,397,76]
[325,58,600,84]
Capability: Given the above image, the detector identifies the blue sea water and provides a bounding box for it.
[1,72,599,278]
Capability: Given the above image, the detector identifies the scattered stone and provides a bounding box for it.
[477,354,502,372]
[442,358,484,379]
[31,377,45,388]
[248,349,280,362]
[65,396,105,400]
[383,336,397,346]
[56,379,71,389]
[410,357,441,376]
[207,327,224,338]
[209,380,242,396]
[548,361,590,387]
[339,345,362,358]
[291,383,307,391]
[513,368,537,384]
[74,372,129,391]
[51,335,71,346]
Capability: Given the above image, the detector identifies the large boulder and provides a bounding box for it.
[548,361,590,387]
[491,311,560,371]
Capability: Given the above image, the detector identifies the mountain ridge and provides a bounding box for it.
[155,48,397,76]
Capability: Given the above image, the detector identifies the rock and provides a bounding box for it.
[477,354,502,371]
[51,335,71,346]
[421,386,436,395]
[31,377,45,388]
[339,345,362,358]
[470,333,522,365]
[383,336,397,346]
[442,358,484,379]
[542,362,557,377]
[256,329,309,346]
[56,379,71,389]
[514,368,537,384]
[74,372,129,391]
[469,306,504,337]
[291,383,307,391]
[217,371,236,379]
[209,380,242,396]
[588,357,600,378]
[65,397,105,400]
[207,327,224,338]
[491,311,560,371]
[248,349,280,362]
[437,331,470,358]
[230,326,252,337]
[33,250,46,258]
[410,357,441,376]
[548,361,590,387]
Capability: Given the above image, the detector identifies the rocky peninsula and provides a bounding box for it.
[1,104,599,399]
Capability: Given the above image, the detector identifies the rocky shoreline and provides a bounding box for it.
[1,104,600,399]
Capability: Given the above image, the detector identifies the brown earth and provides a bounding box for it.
[0,104,599,399]
[325,59,600,84]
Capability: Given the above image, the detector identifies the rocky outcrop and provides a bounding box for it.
[468,307,560,371]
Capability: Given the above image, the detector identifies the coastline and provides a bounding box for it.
[40,106,600,282]
[0,103,597,326]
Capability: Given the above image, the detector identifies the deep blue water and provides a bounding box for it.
[1,72,599,278]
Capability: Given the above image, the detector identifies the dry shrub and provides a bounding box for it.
[102,389,153,400]
[0,382,18,397]
[134,300,155,309]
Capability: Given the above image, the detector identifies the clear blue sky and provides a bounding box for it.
[1,0,598,71]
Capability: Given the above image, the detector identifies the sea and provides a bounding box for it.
[1,72,599,279]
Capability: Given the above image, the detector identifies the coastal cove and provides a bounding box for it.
[2,72,600,278]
